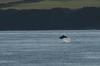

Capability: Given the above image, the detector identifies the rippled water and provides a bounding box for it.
[0,30,100,66]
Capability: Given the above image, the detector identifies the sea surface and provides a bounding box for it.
[0,30,100,66]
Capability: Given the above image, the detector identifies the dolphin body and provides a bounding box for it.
[59,35,71,43]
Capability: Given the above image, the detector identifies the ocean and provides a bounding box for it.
[0,30,100,66]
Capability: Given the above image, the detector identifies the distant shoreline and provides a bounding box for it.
[0,0,100,9]
[0,29,99,31]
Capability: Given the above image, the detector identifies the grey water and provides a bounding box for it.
[0,30,100,66]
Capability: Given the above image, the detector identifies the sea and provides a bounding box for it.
[0,30,100,66]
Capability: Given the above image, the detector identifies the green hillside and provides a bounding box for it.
[1,0,100,9]
[0,0,19,3]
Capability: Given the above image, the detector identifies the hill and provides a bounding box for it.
[0,0,100,9]
[0,0,20,3]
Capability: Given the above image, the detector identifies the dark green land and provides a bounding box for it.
[0,0,100,9]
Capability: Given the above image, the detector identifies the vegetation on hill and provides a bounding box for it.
[0,0,20,3]
[0,0,100,9]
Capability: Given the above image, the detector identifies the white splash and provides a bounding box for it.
[63,38,71,43]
